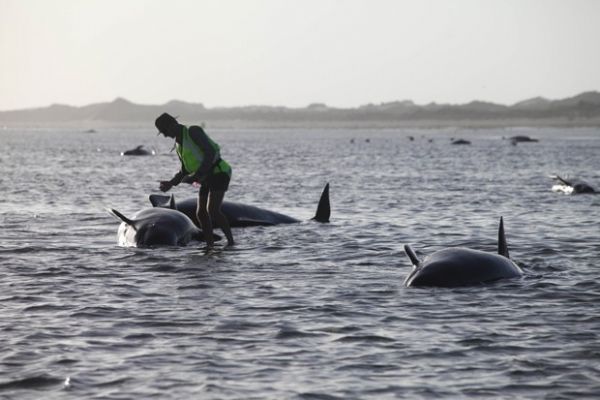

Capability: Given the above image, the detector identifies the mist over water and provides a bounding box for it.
[1,127,599,399]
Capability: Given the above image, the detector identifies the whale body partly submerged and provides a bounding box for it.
[403,217,523,287]
[149,183,331,228]
[550,175,596,194]
[121,145,155,156]
[507,135,539,145]
[108,207,216,247]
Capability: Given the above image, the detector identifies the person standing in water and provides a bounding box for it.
[155,112,234,248]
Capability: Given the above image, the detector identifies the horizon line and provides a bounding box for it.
[2,89,600,113]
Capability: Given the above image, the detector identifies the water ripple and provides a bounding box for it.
[1,128,599,399]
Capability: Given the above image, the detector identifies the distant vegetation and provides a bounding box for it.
[2,92,600,128]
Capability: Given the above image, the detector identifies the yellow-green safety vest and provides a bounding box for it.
[176,126,231,177]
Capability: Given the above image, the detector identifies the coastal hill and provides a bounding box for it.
[1,92,600,128]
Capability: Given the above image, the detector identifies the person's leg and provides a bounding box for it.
[208,190,234,246]
[197,188,214,248]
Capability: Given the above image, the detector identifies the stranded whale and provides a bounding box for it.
[108,207,217,247]
[121,145,155,156]
[506,135,539,145]
[403,217,523,287]
[149,183,331,228]
[550,175,596,194]
[451,139,471,145]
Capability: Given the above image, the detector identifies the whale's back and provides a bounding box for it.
[405,248,522,287]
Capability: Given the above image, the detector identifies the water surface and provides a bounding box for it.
[1,126,599,399]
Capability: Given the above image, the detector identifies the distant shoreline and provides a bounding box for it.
[2,91,599,129]
[2,117,600,130]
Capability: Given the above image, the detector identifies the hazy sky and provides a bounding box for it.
[1,0,599,110]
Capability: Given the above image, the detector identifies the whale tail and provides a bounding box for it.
[404,244,421,268]
[149,193,176,209]
[498,216,510,258]
[312,183,330,223]
[107,208,137,230]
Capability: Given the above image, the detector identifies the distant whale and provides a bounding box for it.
[108,207,218,247]
[506,135,539,145]
[550,175,596,194]
[121,145,155,156]
[149,183,330,228]
[403,217,523,287]
[451,139,471,145]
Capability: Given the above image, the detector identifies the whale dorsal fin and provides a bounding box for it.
[312,183,330,223]
[404,244,421,268]
[107,208,137,231]
[149,193,176,209]
[498,216,510,258]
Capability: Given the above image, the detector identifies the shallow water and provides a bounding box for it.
[1,126,599,399]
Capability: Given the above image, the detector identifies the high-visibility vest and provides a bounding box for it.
[176,126,231,177]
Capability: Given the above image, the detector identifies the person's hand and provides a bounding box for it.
[159,180,173,192]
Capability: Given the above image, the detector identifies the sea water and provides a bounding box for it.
[1,126,599,399]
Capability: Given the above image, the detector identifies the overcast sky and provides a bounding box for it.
[1,0,599,110]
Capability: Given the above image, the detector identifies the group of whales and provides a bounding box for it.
[108,173,595,288]
[108,183,330,246]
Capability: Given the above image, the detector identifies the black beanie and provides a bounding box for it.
[155,113,177,134]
